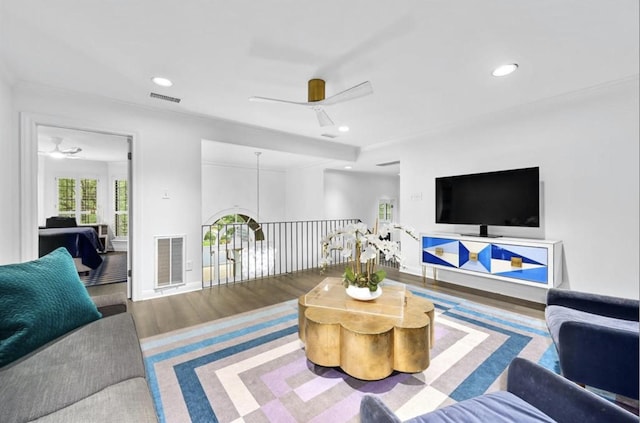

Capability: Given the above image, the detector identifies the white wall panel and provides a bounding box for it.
[0,72,19,264]
[397,78,639,300]
[324,170,399,227]
[201,163,286,224]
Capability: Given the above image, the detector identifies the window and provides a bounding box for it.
[203,214,264,248]
[114,179,128,237]
[57,178,76,218]
[80,179,98,224]
[378,200,394,222]
[56,177,98,223]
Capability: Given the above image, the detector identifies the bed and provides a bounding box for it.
[38,227,104,269]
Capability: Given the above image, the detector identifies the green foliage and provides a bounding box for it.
[369,269,387,291]
[202,214,263,247]
[342,267,387,291]
[343,266,356,286]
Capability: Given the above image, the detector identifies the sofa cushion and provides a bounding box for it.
[545,305,640,345]
[0,248,102,367]
[29,378,157,423]
[406,391,556,423]
[0,313,146,423]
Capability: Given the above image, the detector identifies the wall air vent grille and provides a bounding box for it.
[155,235,185,288]
[150,92,182,103]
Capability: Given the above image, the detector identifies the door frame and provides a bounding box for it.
[20,112,138,299]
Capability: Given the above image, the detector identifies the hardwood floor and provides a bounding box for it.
[87,266,545,339]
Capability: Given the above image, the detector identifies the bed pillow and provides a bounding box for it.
[0,247,102,367]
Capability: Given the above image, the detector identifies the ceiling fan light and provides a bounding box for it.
[152,76,173,87]
[492,63,518,77]
[49,150,65,159]
[338,125,349,132]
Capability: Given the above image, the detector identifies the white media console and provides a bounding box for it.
[420,233,562,289]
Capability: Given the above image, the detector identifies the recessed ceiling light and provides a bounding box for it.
[344,165,352,170]
[338,125,349,132]
[151,76,173,87]
[492,63,518,77]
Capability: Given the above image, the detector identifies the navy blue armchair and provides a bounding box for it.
[545,288,639,399]
[360,358,637,423]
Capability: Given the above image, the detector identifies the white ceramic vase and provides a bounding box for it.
[346,284,382,301]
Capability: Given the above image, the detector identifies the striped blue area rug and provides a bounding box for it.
[141,282,559,423]
[80,252,127,286]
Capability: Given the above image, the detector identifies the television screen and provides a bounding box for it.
[435,167,540,229]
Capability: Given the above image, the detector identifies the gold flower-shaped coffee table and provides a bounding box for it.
[298,277,434,380]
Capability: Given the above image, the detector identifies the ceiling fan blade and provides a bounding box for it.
[248,96,309,106]
[61,147,82,154]
[318,81,373,106]
[313,106,334,127]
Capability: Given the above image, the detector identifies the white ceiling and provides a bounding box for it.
[37,126,129,162]
[3,0,639,171]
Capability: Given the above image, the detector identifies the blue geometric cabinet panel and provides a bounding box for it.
[491,243,548,283]
[459,241,491,274]
[421,234,562,288]
[422,237,459,268]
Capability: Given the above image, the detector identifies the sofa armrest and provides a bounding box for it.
[360,394,402,423]
[547,288,639,321]
[507,358,638,423]
[91,292,128,317]
[556,321,639,399]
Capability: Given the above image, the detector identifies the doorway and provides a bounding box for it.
[36,125,132,297]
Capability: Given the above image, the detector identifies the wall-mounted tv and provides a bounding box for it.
[435,167,540,237]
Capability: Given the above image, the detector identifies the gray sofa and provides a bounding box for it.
[0,292,158,423]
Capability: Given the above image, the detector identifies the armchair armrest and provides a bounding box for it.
[507,358,638,423]
[91,292,128,317]
[360,395,401,423]
[556,321,639,399]
[547,288,639,321]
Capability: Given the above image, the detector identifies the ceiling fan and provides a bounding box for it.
[249,79,373,127]
[40,137,82,159]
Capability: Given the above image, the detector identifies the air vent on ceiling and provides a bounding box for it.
[376,160,400,167]
[150,92,181,103]
[321,133,338,139]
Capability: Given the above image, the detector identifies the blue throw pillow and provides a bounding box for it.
[0,247,102,367]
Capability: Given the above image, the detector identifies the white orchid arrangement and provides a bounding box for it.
[320,222,418,291]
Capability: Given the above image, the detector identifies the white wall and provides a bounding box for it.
[9,83,353,300]
[0,70,19,264]
[201,162,286,224]
[5,77,637,304]
[396,78,639,301]
[324,170,399,227]
[284,166,326,221]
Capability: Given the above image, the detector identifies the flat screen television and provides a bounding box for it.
[435,167,540,237]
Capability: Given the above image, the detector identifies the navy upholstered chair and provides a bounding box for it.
[545,288,639,400]
[360,358,637,423]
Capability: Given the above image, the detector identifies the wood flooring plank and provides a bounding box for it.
[87,265,545,338]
